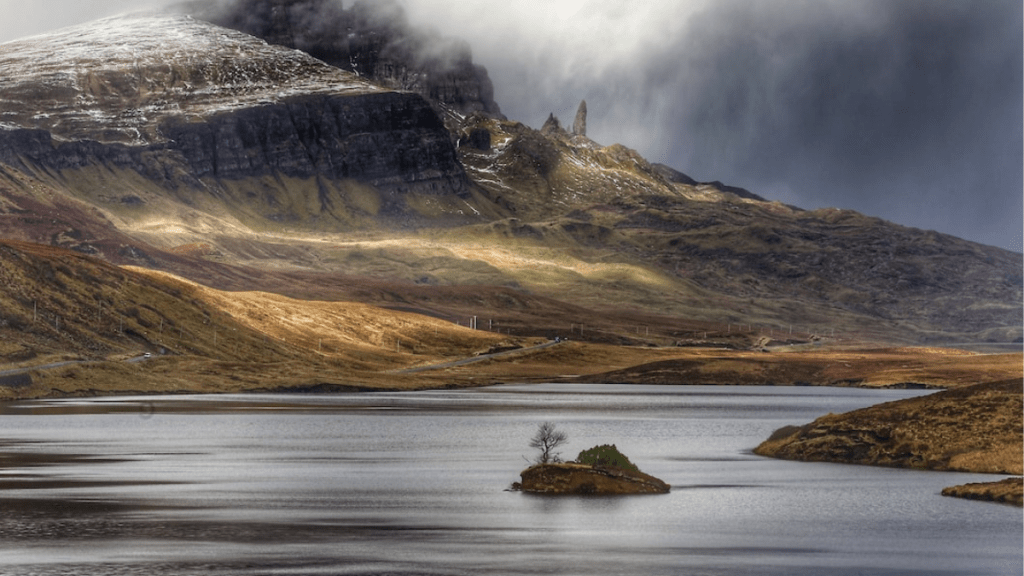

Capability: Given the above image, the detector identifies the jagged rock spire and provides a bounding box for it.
[541,112,563,135]
[573,100,587,137]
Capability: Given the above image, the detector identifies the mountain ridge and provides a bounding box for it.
[180,0,503,119]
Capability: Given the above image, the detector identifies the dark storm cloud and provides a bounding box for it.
[657,0,1023,252]
[402,0,1022,251]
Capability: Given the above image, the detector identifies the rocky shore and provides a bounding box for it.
[755,378,1023,506]
[941,478,1023,506]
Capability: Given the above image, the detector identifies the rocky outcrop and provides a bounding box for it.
[517,463,670,495]
[189,0,503,118]
[572,100,587,137]
[161,92,466,188]
[2,91,464,188]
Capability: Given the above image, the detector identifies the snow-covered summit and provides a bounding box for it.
[0,13,382,145]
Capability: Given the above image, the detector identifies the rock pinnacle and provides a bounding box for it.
[573,100,587,137]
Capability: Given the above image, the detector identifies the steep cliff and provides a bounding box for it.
[185,0,503,118]
[0,13,483,230]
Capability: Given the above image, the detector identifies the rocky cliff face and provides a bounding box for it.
[160,92,464,186]
[185,0,503,118]
[0,13,478,229]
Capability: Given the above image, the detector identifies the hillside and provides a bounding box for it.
[755,378,1024,506]
[756,379,1023,475]
[0,238,1018,405]
[0,239,513,399]
[0,9,1019,353]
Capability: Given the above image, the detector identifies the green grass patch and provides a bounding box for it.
[576,444,640,473]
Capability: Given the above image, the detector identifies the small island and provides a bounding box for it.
[512,425,670,495]
[517,461,671,495]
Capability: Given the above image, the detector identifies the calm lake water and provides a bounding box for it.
[0,384,1020,575]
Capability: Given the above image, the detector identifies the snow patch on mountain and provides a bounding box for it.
[0,13,382,145]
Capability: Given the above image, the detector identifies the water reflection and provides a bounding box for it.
[0,385,1019,576]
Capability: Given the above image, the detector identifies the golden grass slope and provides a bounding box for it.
[755,379,1022,474]
[569,346,1023,388]
[129,267,507,369]
[755,378,1023,505]
[0,240,513,399]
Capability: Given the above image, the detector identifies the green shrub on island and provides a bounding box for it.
[576,444,640,473]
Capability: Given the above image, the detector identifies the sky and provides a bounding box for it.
[1,0,1021,252]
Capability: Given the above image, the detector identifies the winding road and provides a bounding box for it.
[0,354,153,387]
[394,340,563,374]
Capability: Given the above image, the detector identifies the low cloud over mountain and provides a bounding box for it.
[399,0,1024,252]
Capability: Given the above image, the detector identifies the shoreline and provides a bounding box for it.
[754,378,1023,506]
[5,373,1020,506]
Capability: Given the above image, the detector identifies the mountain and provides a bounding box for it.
[179,0,503,120]
[0,10,1020,351]
[0,13,487,233]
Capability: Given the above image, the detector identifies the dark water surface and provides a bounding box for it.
[0,384,1020,575]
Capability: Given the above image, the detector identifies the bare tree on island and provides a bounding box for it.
[529,422,568,464]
